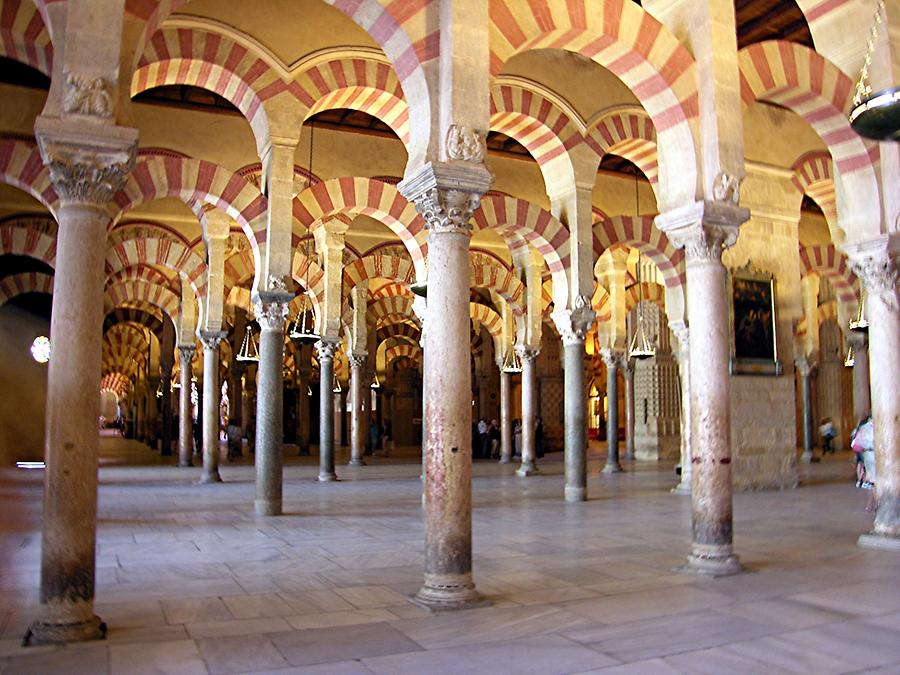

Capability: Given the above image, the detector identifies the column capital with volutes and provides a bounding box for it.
[315,337,341,361]
[844,235,900,310]
[398,162,493,236]
[199,330,227,351]
[600,348,626,370]
[348,352,367,369]
[654,201,749,264]
[177,344,196,363]
[551,297,595,346]
[253,290,293,332]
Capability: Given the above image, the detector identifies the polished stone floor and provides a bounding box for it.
[1,438,898,674]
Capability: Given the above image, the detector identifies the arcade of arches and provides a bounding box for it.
[0,0,898,670]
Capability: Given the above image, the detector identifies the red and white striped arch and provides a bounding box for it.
[470,256,525,316]
[0,271,53,305]
[470,302,503,339]
[106,264,175,291]
[488,0,698,207]
[291,251,326,315]
[344,253,415,294]
[799,244,858,304]
[739,41,881,237]
[100,372,132,399]
[384,343,422,368]
[625,281,665,313]
[0,136,59,216]
[592,284,610,322]
[0,215,56,266]
[376,320,421,347]
[587,108,659,188]
[104,280,181,323]
[0,0,52,75]
[592,215,684,289]
[473,194,569,305]
[367,294,416,328]
[106,236,208,299]
[293,177,427,276]
[113,155,266,273]
[791,151,837,225]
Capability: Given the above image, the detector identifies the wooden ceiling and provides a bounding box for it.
[734,0,814,50]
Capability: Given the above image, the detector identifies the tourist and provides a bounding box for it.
[819,417,836,454]
[513,419,522,458]
[852,416,875,512]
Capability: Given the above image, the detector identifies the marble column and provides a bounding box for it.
[254,294,290,516]
[623,359,636,461]
[848,242,899,549]
[159,361,174,456]
[193,378,203,462]
[499,369,512,464]
[601,350,623,474]
[670,323,692,495]
[200,332,225,483]
[401,171,489,611]
[316,338,340,481]
[516,346,539,476]
[797,358,817,464]
[848,333,871,423]
[26,123,137,644]
[177,346,195,467]
[553,305,594,503]
[657,205,745,575]
[348,353,367,466]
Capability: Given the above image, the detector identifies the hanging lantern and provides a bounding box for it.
[628,254,656,360]
[170,371,180,391]
[306,383,313,396]
[409,259,427,297]
[236,325,260,362]
[332,374,342,393]
[844,345,856,368]
[155,380,163,398]
[849,292,868,333]
[371,372,381,389]
[501,348,522,373]
[848,0,900,141]
[289,295,319,343]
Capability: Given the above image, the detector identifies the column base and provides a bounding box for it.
[410,577,489,612]
[177,460,193,468]
[24,615,106,645]
[623,451,636,460]
[317,472,339,482]
[601,462,623,474]
[498,456,511,465]
[565,486,586,502]
[199,472,222,484]
[348,458,366,467]
[516,462,539,477]
[671,481,691,495]
[255,499,282,517]
[857,533,900,551]
[678,552,742,577]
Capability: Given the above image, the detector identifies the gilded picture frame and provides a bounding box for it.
[728,264,782,376]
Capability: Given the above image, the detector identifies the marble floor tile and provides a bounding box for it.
[161,597,234,625]
[186,617,293,639]
[564,585,735,625]
[109,638,208,675]
[332,585,409,609]
[3,644,110,675]
[270,622,422,667]
[221,594,296,619]
[284,608,397,630]
[196,634,289,674]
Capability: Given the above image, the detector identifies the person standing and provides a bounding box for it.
[477,417,488,460]
[819,418,836,454]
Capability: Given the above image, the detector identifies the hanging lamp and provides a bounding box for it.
[848,0,899,141]
[371,371,381,389]
[236,325,260,362]
[332,374,342,393]
[849,291,869,333]
[844,345,856,368]
[501,348,522,373]
[410,259,427,297]
[629,254,656,359]
[291,121,321,343]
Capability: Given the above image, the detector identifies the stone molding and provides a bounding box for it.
[654,201,749,264]
[514,345,539,362]
[446,125,487,163]
[252,290,292,332]
[63,73,114,118]
[795,357,817,377]
[34,116,138,206]
[551,297,595,346]
[199,331,226,351]
[315,338,341,361]
[600,348,626,369]
[415,187,482,235]
[177,345,196,363]
[398,161,493,236]
[845,237,899,310]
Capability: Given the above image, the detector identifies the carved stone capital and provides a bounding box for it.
[398,162,493,237]
[34,117,138,206]
[177,345,196,364]
[845,237,900,311]
[315,338,341,361]
[514,345,539,363]
[655,201,748,265]
[446,125,487,163]
[795,357,817,377]
[600,348,626,370]
[551,299,596,346]
[415,187,481,235]
[252,290,292,332]
[200,331,226,351]
[348,352,367,369]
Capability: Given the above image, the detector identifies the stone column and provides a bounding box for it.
[499,368,512,464]
[316,338,340,481]
[177,346,195,467]
[797,358,817,464]
[552,304,594,502]
[193,378,203,462]
[670,323,692,494]
[26,122,137,644]
[848,241,899,549]
[399,167,490,611]
[516,346,539,476]
[200,332,225,483]
[623,359,636,461]
[656,203,745,576]
[254,293,291,516]
[159,361,174,456]
[848,333,871,423]
[348,353,367,466]
[601,350,623,474]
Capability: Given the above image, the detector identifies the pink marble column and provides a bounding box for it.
[499,368,512,464]
[516,346,539,476]
[348,353,367,466]
[177,346,195,467]
[199,332,225,483]
[848,333,871,423]
[400,166,490,611]
[26,123,137,644]
[848,240,899,549]
[657,203,746,575]
[670,323,692,495]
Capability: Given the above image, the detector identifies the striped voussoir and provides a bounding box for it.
[384,343,422,368]
[792,151,837,224]
[0,0,52,75]
[587,109,659,187]
[0,271,53,306]
[104,279,181,325]
[593,215,684,289]
[0,218,57,267]
[0,136,59,215]
[799,244,859,304]
[470,302,503,340]
[105,236,208,300]
[367,295,417,329]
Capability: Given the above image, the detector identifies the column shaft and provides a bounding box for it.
[317,340,339,481]
[200,336,223,483]
[349,358,366,466]
[800,366,816,463]
[623,364,636,460]
[852,341,871,423]
[254,301,288,516]
[517,351,538,476]
[499,370,512,464]
[178,350,194,467]
[602,354,623,474]
[563,340,587,501]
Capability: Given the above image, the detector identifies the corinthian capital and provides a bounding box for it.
[252,290,292,331]
[655,201,748,265]
[200,331,226,351]
[177,345,196,363]
[514,345,539,362]
[599,348,626,369]
[315,338,341,361]
[34,117,137,206]
[348,352,367,369]
[551,298,596,346]
[397,162,493,237]
[414,187,481,235]
[845,236,899,310]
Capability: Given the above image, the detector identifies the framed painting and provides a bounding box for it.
[728,265,782,376]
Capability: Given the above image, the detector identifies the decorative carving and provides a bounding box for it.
[177,346,196,363]
[253,298,289,331]
[795,357,816,377]
[514,345,539,362]
[712,172,741,205]
[200,332,225,350]
[848,253,899,310]
[599,348,625,369]
[414,188,481,235]
[63,73,113,118]
[670,224,738,264]
[348,353,367,369]
[446,125,486,163]
[315,338,340,361]
[267,274,291,293]
[37,136,136,205]
[551,303,596,346]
